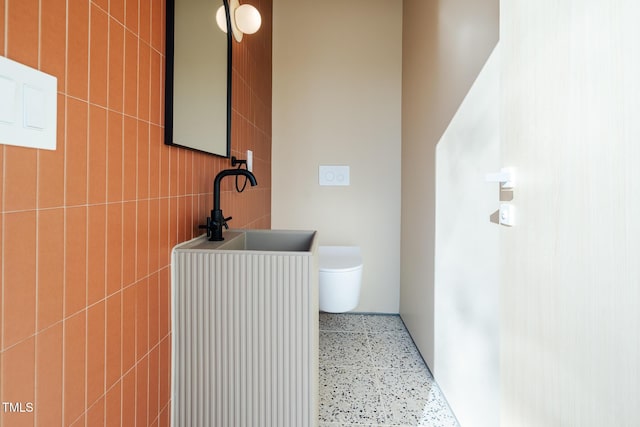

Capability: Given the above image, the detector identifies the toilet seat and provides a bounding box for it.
[319,246,363,273]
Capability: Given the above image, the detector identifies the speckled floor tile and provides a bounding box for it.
[319,366,388,425]
[318,424,375,427]
[368,332,425,370]
[320,331,371,367]
[363,314,407,334]
[378,367,458,426]
[319,314,459,427]
[320,313,366,332]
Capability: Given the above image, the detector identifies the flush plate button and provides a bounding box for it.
[319,165,350,186]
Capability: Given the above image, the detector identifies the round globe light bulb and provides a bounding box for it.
[235,4,261,35]
[215,5,228,33]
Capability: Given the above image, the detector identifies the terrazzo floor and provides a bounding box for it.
[318,313,459,427]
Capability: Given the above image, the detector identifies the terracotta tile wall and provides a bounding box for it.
[0,0,272,426]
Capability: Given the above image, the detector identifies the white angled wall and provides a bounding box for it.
[434,46,500,427]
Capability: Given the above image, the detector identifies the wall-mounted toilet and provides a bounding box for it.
[318,246,363,313]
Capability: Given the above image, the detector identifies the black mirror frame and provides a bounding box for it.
[164,0,232,158]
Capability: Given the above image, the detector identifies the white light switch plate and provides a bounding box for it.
[0,55,57,150]
[319,165,350,186]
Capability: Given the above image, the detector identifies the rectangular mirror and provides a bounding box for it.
[165,0,231,157]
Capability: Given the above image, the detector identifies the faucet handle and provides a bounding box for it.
[198,217,213,238]
[222,216,232,229]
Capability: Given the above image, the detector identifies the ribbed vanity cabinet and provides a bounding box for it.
[171,230,319,427]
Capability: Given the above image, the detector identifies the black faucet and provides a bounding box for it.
[199,168,258,241]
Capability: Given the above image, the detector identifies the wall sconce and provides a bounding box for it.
[216,0,262,42]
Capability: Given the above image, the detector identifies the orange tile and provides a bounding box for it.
[158,269,170,339]
[0,337,36,427]
[90,5,109,106]
[87,204,106,305]
[68,414,85,427]
[185,150,194,195]
[197,194,208,228]
[67,0,89,100]
[63,310,86,426]
[148,199,159,273]
[136,355,149,427]
[40,0,66,91]
[88,105,108,204]
[184,195,193,240]
[169,148,179,197]
[159,146,170,197]
[138,41,150,121]
[177,150,187,196]
[150,0,163,52]
[38,94,66,209]
[87,301,106,406]
[150,51,162,126]
[147,272,159,348]
[136,278,149,357]
[139,0,151,44]
[106,203,123,295]
[148,346,160,422]
[0,212,3,335]
[37,208,65,331]
[6,0,38,67]
[125,0,139,34]
[123,115,138,201]
[108,19,125,112]
[105,380,121,427]
[65,98,88,206]
[0,147,3,209]
[93,0,109,12]
[158,198,169,268]
[85,397,105,427]
[107,111,123,203]
[149,125,161,198]
[159,406,169,427]
[35,323,63,427]
[169,197,178,249]
[121,369,136,427]
[105,294,122,389]
[137,120,150,199]
[2,211,36,349]
[136,200,149,280]
[110,0,125,24]
[158,336,170,409]
[0,0,4,56]
[64,206,87,317]
[123,30,139,117]
[4,145,37,212]
[122,284,136,372]
[122,201,137,287]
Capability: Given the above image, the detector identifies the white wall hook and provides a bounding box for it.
[485,167,515,189]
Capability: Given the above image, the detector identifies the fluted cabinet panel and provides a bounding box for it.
[172,247,318,427]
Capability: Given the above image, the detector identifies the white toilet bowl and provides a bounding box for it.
[318,246,363,313]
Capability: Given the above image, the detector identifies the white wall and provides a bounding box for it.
[272,0,403,312]
[501,1,640,425]
[434,46,500,427]
[401,0,499,367]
